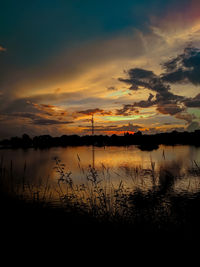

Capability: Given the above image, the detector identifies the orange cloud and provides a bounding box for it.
[0,45,6,52]
[27,101,68,117]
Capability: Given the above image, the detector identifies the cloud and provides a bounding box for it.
[82,123,141,133]
[118,46,200,125]
[156,104,184,116]
[161,46,200,85]
[107,86,118,91]
[27,101,68,117]
[32,118,73,126]
[119,68,157,91]
[118,68,183,103]
[118,67,185,119]
[134,93,156,108]
[78,108,112,116]
[115,93,155,116]
[0,31,145,102]
[2,2,200,138]
[187,121,200,132]
[0,45,6,52]
[183,93,200,107]
[4,112,73,126]
[175,112,196,123]
[82,122,187,135]
[115,105,139,116]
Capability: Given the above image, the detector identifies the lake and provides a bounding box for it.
[1,145,200,201]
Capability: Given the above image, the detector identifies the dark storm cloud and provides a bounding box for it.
[119,68,157,91]
[162,46,200,85]
[119,68,185,118]
[134,93,157,108]
[119,68,183,101]
[116,47,200,126]
[118,46,200,124]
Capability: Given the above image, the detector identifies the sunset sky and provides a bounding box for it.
[1,0,200,138]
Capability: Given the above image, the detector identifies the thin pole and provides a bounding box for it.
[91,114,94,135]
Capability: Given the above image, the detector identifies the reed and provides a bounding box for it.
[1,154,200,232]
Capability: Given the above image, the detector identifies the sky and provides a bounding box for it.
[1,0,200,138]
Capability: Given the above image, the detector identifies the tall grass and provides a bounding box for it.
[1,153,200,226]
[0,156,54,204]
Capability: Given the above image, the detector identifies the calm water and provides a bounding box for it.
[1,145,200,197]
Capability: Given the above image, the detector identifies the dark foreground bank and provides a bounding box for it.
[1,190,200,246]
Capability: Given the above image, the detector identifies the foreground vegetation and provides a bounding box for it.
[1,155,200,243]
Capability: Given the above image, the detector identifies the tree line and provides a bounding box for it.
[1,130,200,149]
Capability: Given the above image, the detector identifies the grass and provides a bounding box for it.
[1,153,200,243]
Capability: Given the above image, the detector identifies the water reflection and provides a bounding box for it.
[1,145,200,196]
[92,145,95,169]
